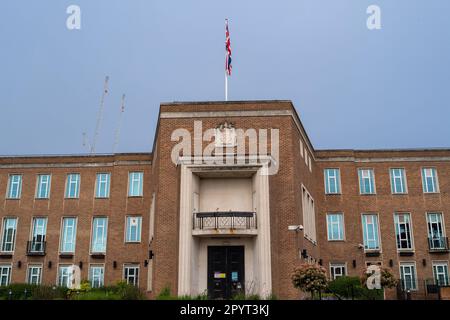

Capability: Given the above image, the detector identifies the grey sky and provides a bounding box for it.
[1,0,449,155]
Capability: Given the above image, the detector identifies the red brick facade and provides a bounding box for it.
[1,101,449,299]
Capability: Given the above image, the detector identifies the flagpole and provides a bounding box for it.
[225,71,228,101]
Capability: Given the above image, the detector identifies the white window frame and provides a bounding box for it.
[399,262,418,291]
[123,264,140,286]
[394,213,414,251]
[30,217,47,253]
[432,261,449,286]
[89,264,105,288]
[301,185,316,244]
[7,174,22,199]
[1,217,18,253]
[60,217,77,254]
[65,173,80,198]
[422,167,439,193]
[326,213,345,241]
[0,264,12,286]
[27,264,43,285]
[390,168,407,194]
[95,173,111,198]
[128,172,144,197]
[361,213,381,251]
[329,263,347,280]
[90,217,108,254]
[36,174,51,199]
[427,212,446,249]
[358,169,376,194]
[57,264,73,287]
[324,168,341,194]
[125,216,142,243]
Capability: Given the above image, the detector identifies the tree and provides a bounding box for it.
[291,263,328,299]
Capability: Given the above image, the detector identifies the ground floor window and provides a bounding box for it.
[330,263,346,280]
[0,265,11,286]
[90,265,105,288]
[433,262,449,286]
[58,265,73,287]
[27,265,42,285]
[399,262,417,291]
[123,264,139,286]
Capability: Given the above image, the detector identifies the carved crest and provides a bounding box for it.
[215,121,236,147]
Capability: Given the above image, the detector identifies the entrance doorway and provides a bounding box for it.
[207,246,245,299]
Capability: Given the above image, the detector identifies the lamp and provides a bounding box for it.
[48,261,52,269]
[113,261,117,269]
[352,260,356,268]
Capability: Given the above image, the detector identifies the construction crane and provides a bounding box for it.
[112,94,126,154]
[90,76,109,154]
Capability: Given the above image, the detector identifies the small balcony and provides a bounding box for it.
[428,237,449,253]
[192,211,257,237]
[26,240,46,256]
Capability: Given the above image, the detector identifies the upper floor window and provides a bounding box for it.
[390,168,407,194]
[427,212,446,250]
[394,213,413,251]
[125,216,142,243]
[1,218,17,252]
[361,214,380,250]
[326,213,344,241]
[422,168,439,193]
[30,217,47,253]
[60,217,77,253]
[65,173,80,198]
[301,186,316,244]
[95,173,110,198]
[358,169,375,194]
[0,265,12,286]
[36,174,51,199]
[128,172,143,197]
[399,262,417,291]
[330,263,347,280]
[7,174,22,199]
[91,217,108,253]
[324,169,341,194]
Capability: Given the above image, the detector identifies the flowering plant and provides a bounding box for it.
[291,263,328,296]
[360,266,398,289]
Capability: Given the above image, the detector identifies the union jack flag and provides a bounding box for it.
[225,19,232,76]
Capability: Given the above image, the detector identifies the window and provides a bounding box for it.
[358,169,375,194]
[394,213,413,250]
[58,265,73,287]
[390,168,407,194]
[433,262,449,286]
[301,186,316,243]
[427,212,446,249]
[125,216,142,243]
[95,173,110,198]
[0,265,12,286]
[27,265,42,285]
[422,168,439,193]
[362,214,380,250]
[91,217,108,253]
[60,217,77,253]
[7,174,22,199]
[1,218,17,252]
[65,173,80,198]
[324,169,341,194]
[128,172,143,197]
[30,217,47,253]
[330,264,347,280]
[89,265,105,288]
[327,213,344,241]
[124,264,139,286]
[36,174,51,199]
[399,263,417,290]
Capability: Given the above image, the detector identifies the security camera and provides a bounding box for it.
[288,225,304,232]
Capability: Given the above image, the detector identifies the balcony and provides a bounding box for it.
[26,241,46,256]
[428,237,449,253]
[192,211,257,237]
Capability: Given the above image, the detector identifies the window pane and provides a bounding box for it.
[1,218,17,252]
[96,173,110,198]
[91,218,108,253]
[61,218,77,253]
[128,172,143,196]
[8,175,22,199]
[126,216,142,242]
[66,174,80,198]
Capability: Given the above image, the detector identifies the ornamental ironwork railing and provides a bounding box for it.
[193,211,257,230]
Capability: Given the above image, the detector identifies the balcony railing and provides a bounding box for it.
[428,237,449,252]
[26,240,46,256]
[193,211,257,231]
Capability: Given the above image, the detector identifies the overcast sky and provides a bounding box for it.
[1,0,449,155]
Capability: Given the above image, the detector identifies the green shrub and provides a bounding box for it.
[156,285,175,300]
[0,283,37,300]
[327,276,384,300]
[31,285,69,300]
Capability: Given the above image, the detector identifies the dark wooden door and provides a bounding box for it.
[207,246,245,299]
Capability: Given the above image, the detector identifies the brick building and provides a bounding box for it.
[0,100,449,299]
